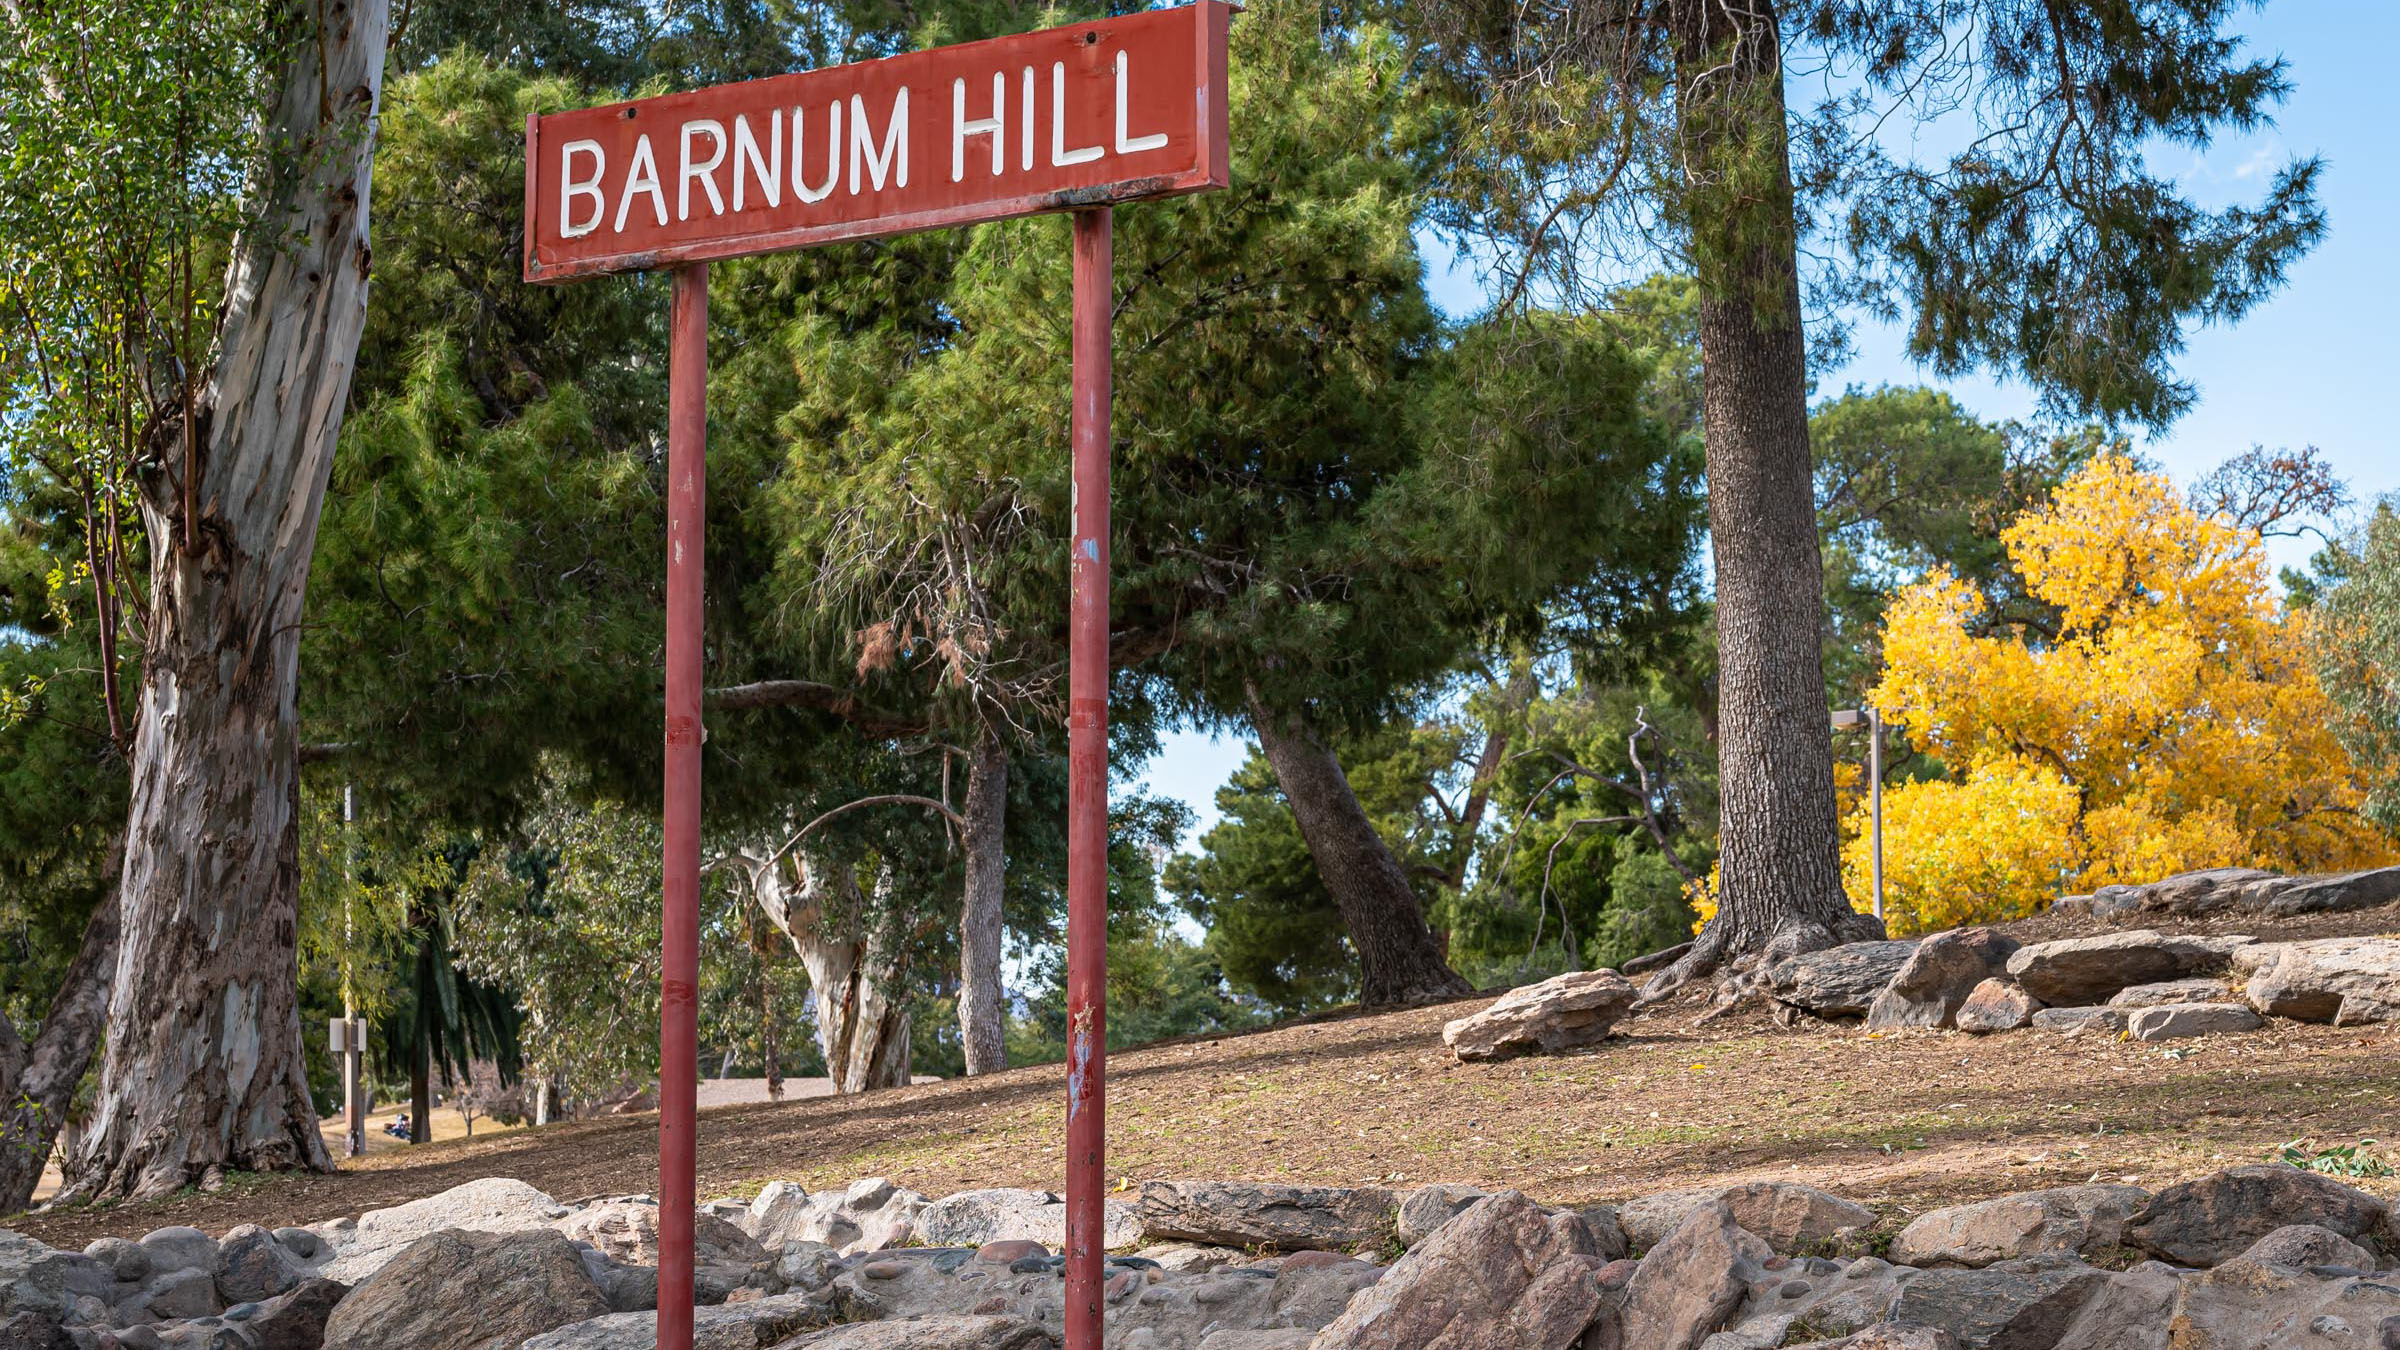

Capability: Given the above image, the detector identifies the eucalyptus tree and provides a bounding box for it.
[1404,0,2327,999]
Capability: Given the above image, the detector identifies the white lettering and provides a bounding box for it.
[733,111,781,211]
[559,139,605,238]
[850,87,910,194]
[613,134,668,233]
[1051,62,1103,167]
[1020,67,1035,172]
[679,119,728,221]
[953,72,1005,183]
[793,101,841,203]
[1114,50,1169,154]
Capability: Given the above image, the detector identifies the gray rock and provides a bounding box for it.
[1618,1201,1774,1350]
[1265,1252,1379,1329]
[238,1276,346,1350]
[319,1178,570,1285]
[774,1242,839,1295]
[915,1189,1139,1251]
[2224,1224,2378,1275]
[2030,1007,2127,1037]
[1198,1333,1314,1350]
[2254,865,2400,917]
[2107,979,2236,1008]
[2124,1003,2263,1042]
[2165,1250,2400,1346]
[1394,1186,1487,1249]
[136,1231,220,1280]
[1137,1182,1396,1254]
[127,1268,221,1323]
[1868,929,2020,1031]
[1890,1186,2151,1268]
[267,1231,324,1264]
[774,1317,1058,1350]
[1767,942,1920,1019]
[2129,868,2283,916]
[2234,938,2400,1025]
[81,1240,147,1286]
[214,1227,310,1306]
[1888,1258,2108,1349]
[1440,970,1637,1060]
[516,1291,832,1349]
[1781,1328,1961,1350]
[1305,1191,1603,1350]
[2128,1166,2391,1267]
[0,1310,69,1350]
[317,1228,606,1350]
[1954,981,2040,1034]
[2005,932,2254,1007]
[742,1180,927,1256]
[554,1199,770,1299]
[1620,1182,1876,1255]
[1130,1244,1242,1275]
[2049,1262,2180,1350]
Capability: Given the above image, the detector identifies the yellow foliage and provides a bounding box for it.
[1862,454,2396,932]
[1686,862,1720,935]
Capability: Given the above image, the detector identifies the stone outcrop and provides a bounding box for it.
[314,1177,571,1285]
[1305,1192,1602,1350]
[2004,931,2253,1007]
[915,1188,1140,1251]
[774,1316,1059,1349]
[1766,942,1920,1019]
[2233,937,2400,1025]
[2126,1166,2392,1267]
[1616,1201,1773,1350]
[743,1179,929,1256]
[1953,980,2040,1034]
[2106,978,2235,1008]
[1136,1182,1397,1254]
[1619,1181,1875,1255]
[519,1291,834,1350]
[1867,929,2019,1031]
[2056,864,2400,922]
[318,1228,607,1350]
[2029,1006,2127,1036]
[1441,970,1637,1061]
[1886,1257,2109,1349]
[1890,1186,2149,1268]
[2123,1002,2263,1042]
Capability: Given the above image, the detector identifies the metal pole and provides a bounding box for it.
[658,262,708,1350]
[1868,707,1884,921]
[343,785,364,1160]
[1063,206,1113,1350]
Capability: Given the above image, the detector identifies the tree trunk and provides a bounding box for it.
[740,849,911,1093]
[68,0,386,1200]
[0,837,123,1214]
[1246,691,1472,1007]
[957,727,1009,1076]
[1648,0,1880,1002]
[411,1027,432,1145]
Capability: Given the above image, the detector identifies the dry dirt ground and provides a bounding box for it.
[14,901,2400,1250]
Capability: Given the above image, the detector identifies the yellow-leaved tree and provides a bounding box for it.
[1857,454,2395,933]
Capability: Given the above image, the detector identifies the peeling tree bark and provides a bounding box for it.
[0,836,123,1214]
[68,0,387,1199]
[1247,691,1472,1008]
[739,850,911,1094]
[957,728,1009,1076]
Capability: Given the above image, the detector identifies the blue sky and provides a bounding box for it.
[1137,3,2399,845]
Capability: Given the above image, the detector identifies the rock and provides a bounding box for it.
[213,1226,311,1306]
[2130,868,2283,916]
[1887,1258,2108,1349]
[1783,1328,1961,1350]
[1131,1244,1243,1274]
[268,1231,324,1263]
[0,1233,112,1324]
[1890,1186,2151,1268]
[2106,978,2235,1008]
[320,1178,571,1284]
[775,1242,839,1295]
[239,1276,347,1350]
[125,1268,221,1323]
[1955,981,2041,1034]
[1867,929,2020,1031]
[1199,1333,1315,1350]
[2234,938,2400,1025]
[1620,1182,1876,1255]
[1305,1191,1603,1350]
[2128,1166,2391,1267]
[1440,970,1637,1060]
[317,1228,606,1350]
[554,1198,770,1297]
[2166,1250,2400,1346]
[2048,1262,2181,1350]
[1266,1253,1379,1329]
[138,1230,221,1279]
[1394,1186,1487,1248]
[1618,1201,1774,1350]
[82,1240,148,1285]
[915,1189,1140,1251]
[518,1291,833,1350]
[771,1316,1058,1350]
[2254,865,2400,917]
[0,1311,69,1350]
[1137,1182,1397,1253]
[2224,1224,2378,1274]
[2029,1007,2127,1037]
[2005,932,2252,1007]
[743,1180,928,1256]
[1574,1205,1630,1262]
[2124,1003,2263,1042]
[1767,942,1920,1019]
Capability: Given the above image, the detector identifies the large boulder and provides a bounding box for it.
[2004,932,2252,1007]
[1619,1182,1875,1255]
[2124,1003,2262,1042]
[1890,1186,2150,1268]
[2028,1006,2127,1037]
[2165,1246,2400,1346]
[1441,971,1637,1061]
[744,1180,928,1256]
[2049,1262,2182,1350]
[2233,937,2400,1025]
[2076,866,2400,920]
[519,1291,834,1350]
[1767,942,1920,1020]
[1954,981,2040,1035]
[213,1226,312,1306]
[1137,1182,1397,1253]
[2252,865,2400,917]
[317,1228,607,1350]
[2107,979,2236,1008]
[1615,1201,1773,1350]
[317,1177,570,1284]
[0,1232,112,1326]
[555,1197,770,1299]
[1886,1258,2108,1349]
[915,1189,1140,1251]
[232,1275,348,1350]
[1307,1191,1603,1350]
[771,1316,1058,1349]
[2127,1167,2391,1267]
[1867,929,2020,1031]
[0,1311,69,1350]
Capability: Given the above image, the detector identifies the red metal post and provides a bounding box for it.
[1063,206,1113,1350]
[658,262,708,1350]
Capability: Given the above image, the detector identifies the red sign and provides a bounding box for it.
[523,2,1230,282]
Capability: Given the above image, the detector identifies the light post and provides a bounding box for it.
[1832,708,1884,921]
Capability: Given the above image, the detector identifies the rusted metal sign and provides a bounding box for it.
[524,1,1230,281]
